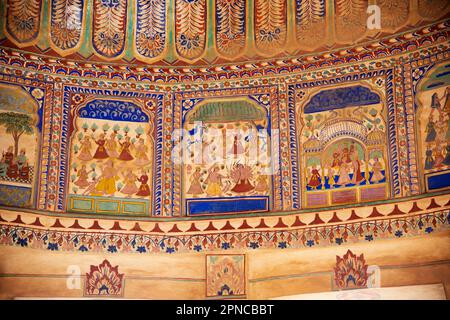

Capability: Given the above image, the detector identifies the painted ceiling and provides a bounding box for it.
[0,0,449,67]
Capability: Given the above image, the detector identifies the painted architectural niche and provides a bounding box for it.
[415,62,450,193]
[0,84,41,208]
[182,99,272,216]
[206,254,246,299]
[67,98,154,215]
[298,83,389,208]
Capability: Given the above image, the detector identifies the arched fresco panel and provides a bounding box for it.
[299,84,390,208]
[415,62,450,192]
[181,99,273,215]
[67,99,155,216]
[0,84,41,208]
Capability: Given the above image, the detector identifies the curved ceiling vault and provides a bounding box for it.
[0,0,449,67]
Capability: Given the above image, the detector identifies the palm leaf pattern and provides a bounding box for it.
[296,0,325,27]
[334,0,368,41]
[50,0,84,50]
[135,0,166,58]
[254,0,287,51]
[418,0,449,19]
[334,0,367,19]
[295,0,326,44]
[6,0,42,43]
[92,0,128,58]
[215,0,246,58]
[377,0,409,29]
[175,0,207,59]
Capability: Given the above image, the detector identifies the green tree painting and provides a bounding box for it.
[0,112,34,157]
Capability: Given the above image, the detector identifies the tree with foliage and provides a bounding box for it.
[0,112,34,157]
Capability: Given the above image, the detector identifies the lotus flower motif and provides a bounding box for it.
[85,259,124,296]
[334,250,368,290]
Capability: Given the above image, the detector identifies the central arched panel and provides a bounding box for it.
[181,98,273,216]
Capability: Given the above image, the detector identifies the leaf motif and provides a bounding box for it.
[334,0,368,42]
[254,0,287,50]
[296,0,325,27]
[215,0,246,57]
[135,0,166,58]
[418,0,449,19]
[295,0,327,45]
[50,0,84,50]
[335,0,368,18]
[377,0,409,28]
[175,0,207,59]
[6,0,42,43]
[92,0,128,58]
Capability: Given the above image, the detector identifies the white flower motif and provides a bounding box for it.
[31,88,44,99]
[412,69,424,80]
[259,94,270,105]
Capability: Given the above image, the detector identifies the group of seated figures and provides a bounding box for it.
[0,146,31,183]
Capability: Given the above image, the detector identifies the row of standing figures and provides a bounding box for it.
[307,156,384,189]
[187,164,269,197]
[77,133,150,166]
[73,160,150,197]
[424,89,450,170]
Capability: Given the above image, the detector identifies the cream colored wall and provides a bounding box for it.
[248,231,450,299]
[271,284,447,300]
[1,230,448,299]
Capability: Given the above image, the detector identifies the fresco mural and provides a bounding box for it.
[416,63,450,192]
[0,11,446,221]
[298,83,389,207]
[182,99,272,215]
[0,0,449,303]
[67,99,154,215]
[0,9,449,304]
[0,84,41,208]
